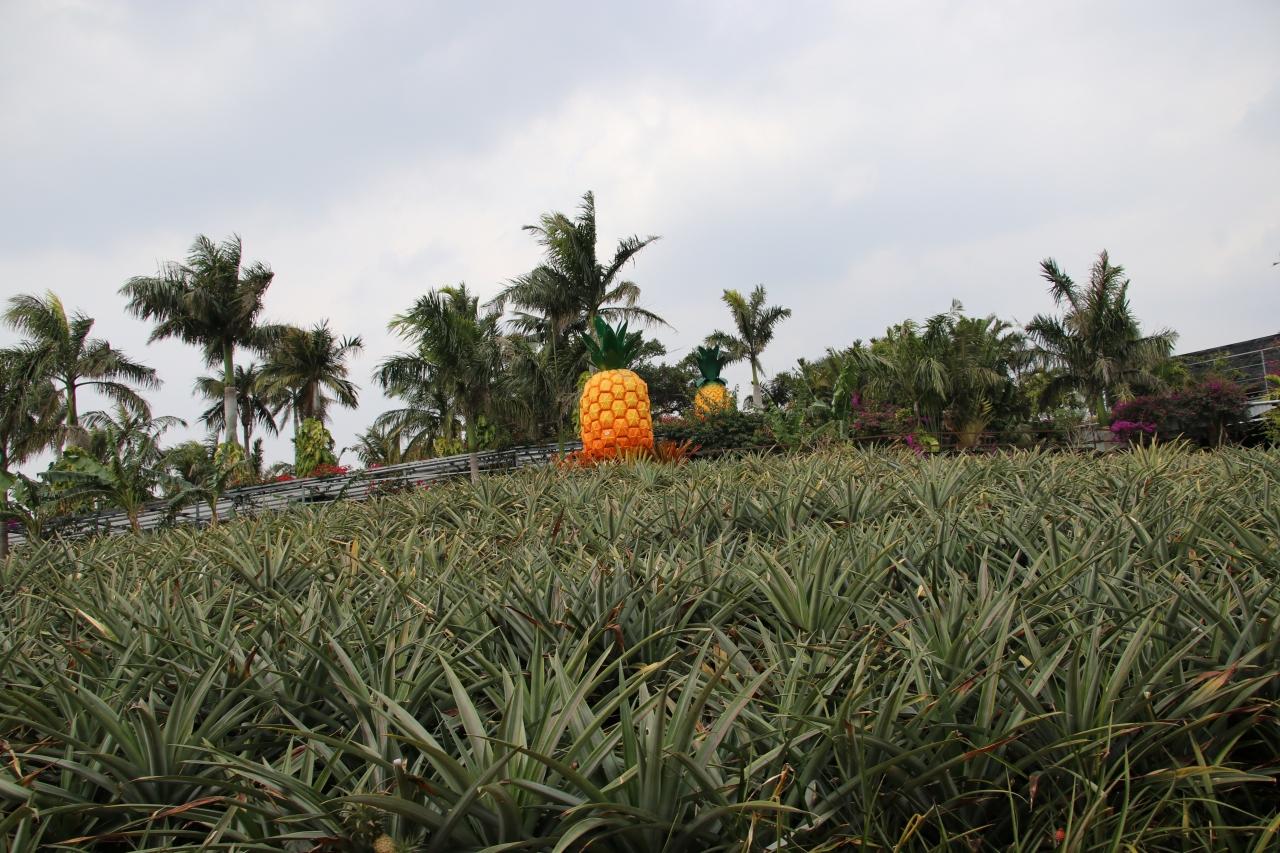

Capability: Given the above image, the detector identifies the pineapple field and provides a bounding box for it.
[2,445,1279,851]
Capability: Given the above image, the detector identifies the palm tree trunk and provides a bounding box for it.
[222,342,239,448]
[65,379,78,425]
[127,507,141,534]
[750,359,762,410]
[1,519,8,561]
[60,378,78,453]
[467,416,481,485]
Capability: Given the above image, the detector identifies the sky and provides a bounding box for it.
[2,0,1278,470]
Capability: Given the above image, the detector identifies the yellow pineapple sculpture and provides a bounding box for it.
[693,344,733,418]
[579,317,654,459]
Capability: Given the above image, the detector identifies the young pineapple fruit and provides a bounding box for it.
[580,317,653,459]
[693,344,733,419]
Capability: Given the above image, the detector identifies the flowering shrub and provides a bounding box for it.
[1110,379,1247,447]
[1110,419,1157,443]
[848,401,913,439]
[904,432,940,455]
[269,473,296,483]
[309,463,350,478]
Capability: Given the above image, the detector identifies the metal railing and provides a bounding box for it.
[16,441,581,544]
[1180,342,1280,403]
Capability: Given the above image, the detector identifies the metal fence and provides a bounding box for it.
[18,441,581,544]
[1180,339,1280,414]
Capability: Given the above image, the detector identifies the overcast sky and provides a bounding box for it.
[3,1,1278,469]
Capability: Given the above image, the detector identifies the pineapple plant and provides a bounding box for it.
[693,344,733,418]
[579,317,653,459]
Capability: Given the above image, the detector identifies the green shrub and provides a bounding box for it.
[1264,374,1280,445]
[294,417,337,476]
[654,408,770,451]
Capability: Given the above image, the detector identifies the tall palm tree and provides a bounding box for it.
[489,192,665,441]
[120,234,279,448]
[4,291,159,451]
[260,321,363,431]
[195,363,282,450]
[378,284,506,484]
[1026,251,1176,423]
[490,191,665,340]
[0,348,61,558]
[707,285,792,410]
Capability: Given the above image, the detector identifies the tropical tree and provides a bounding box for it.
[4,291,159,451]
[633,344,700,419]
[43,406,186,533]
[0,472,53,550]
[346,423,404,468]
[500,336,572,443]
[707,285,792,410]
[195,363,282,450]
[161,439,247,525]
[489,192,665,441]
[378,285,507,484]
[490,191,665,339]
[120,234,279,448]
[944,313,1028,447]
[829,304,1029,447]
[261,321,363,431]
[368,386,456,463]
[1026,251,1176,423]
[0,349,60,558]
[346,420,434,467]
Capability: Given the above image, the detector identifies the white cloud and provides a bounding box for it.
[2,0,1278,472]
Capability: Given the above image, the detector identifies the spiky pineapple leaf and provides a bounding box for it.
[693,345,729,387]
[582,316,643,370]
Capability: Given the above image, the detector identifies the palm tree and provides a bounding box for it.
[195,363,282,450]
[160,439,247,525]
[120,234,279,448]
[490,191,665,339]
[44,405,185,533]
[378,284,506,484]
[944,313,1027,447]
[1026,251,1176,423]
[0,348,60,558]
[707,285,792,410]
[4,291,159,451]
[489,192,665,442]
[346,420,434,467]
[260,322,363,432]
[370,385,457,461]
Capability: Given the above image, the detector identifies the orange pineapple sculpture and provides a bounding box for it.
[579,317,653,459]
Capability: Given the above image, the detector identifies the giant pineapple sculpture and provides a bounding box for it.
[579,317,653,459]
[693,344,733,419]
